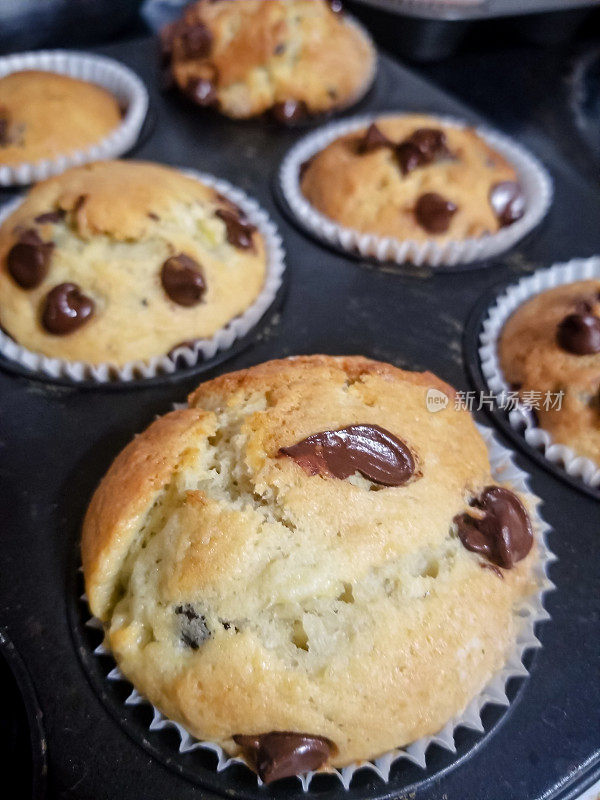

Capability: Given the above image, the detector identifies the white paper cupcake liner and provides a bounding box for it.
[479,255,600,489]
[0,170,286,383]
[0,50,149,186]
[82,423,554,791]
[279,113,553,268]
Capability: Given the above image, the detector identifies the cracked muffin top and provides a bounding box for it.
[0,160,266,365]
[82,355,536,780]
[0,71,122,165]
[499,279,600,465]
[162,0,375,122]
[300,114,526,242]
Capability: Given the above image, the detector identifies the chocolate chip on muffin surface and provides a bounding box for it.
[0,71,122,165]
[300,114,526,242]
[82,355,536,780]
[500,280,600,465]
[163,0,375,121]
[0,160,267,365]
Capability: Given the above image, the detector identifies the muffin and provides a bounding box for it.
[162,0,375,122]
[300,114,526,241]
[499,280,600,465]
[0,71,122,165]
[0,160,266,366]
[82,355,536,782]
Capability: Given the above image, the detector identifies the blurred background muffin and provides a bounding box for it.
[161,0,376,123]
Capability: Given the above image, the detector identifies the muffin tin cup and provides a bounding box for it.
[0,170,286,383]
[479,255,600,490]
[81,423,554,792]
[277,113,553,268]
[0,49,149,186]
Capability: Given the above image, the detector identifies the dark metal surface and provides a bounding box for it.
[0,35,599,800]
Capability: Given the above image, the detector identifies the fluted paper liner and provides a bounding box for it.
[82,423,554,790]
[479,255,600,488]
[279,113,553,268]
[0,169,286,383]
[0,50,149,186]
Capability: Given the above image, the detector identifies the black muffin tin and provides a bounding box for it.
[346,0,600,60]
[0,35,599,800]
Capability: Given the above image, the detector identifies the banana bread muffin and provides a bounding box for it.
[300,114,526,241]
[0,160,266,365]
[162,0,375,122]
[0,71,122,165]
[499,280,600,465]
[82,355,536,782]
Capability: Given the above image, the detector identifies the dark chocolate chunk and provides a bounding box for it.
[34,209,66,224]
[41,283,94,335]
[175,604,211,649]
[234,732,334,783]
[279,424,415,487]
[454,486,533,570]
[216,208,256,250]
[415,193,457,234]
[396,142,427,176]
[186,77,218,107]
[271,100,308,125]
[556,313,600,355]
[489,181,525,227]
[358,123,392,154]
[274,43,286,56]
[161,254,206,307]
[406,128,451,161]
[180,22,213,59]
[7,229,54,289]
[396,128,452,175]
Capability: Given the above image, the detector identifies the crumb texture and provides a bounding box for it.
[82,356,536,766]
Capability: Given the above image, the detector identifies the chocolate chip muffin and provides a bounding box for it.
[162,0,375,122]
[82,355,536,782]
[300,115,526,241]
[499,280,600,465]
[0,71,122,166]
[0,160,266,365]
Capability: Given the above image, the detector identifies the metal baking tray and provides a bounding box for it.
[346,0,599,60]
[0,35,599,800]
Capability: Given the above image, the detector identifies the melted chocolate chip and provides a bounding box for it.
[489,181,525,227]
[396,128,452,175]
[186,77,218,107]
[454,486,533,570]
[407,128,451,161]
[234,732,334,783]
[279,424,415,487]
[180,22,212,58]
[175,604,211,649]
[556,313,600,355]
[41,283,94,335]
[161,254,206,306]
[358,123,392,154]
[415,193,457,234]
[271,100,308,125]
[34,210,66,224]
[216,208,256,250]
[7,230,54,289]
[396,142,427,176]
